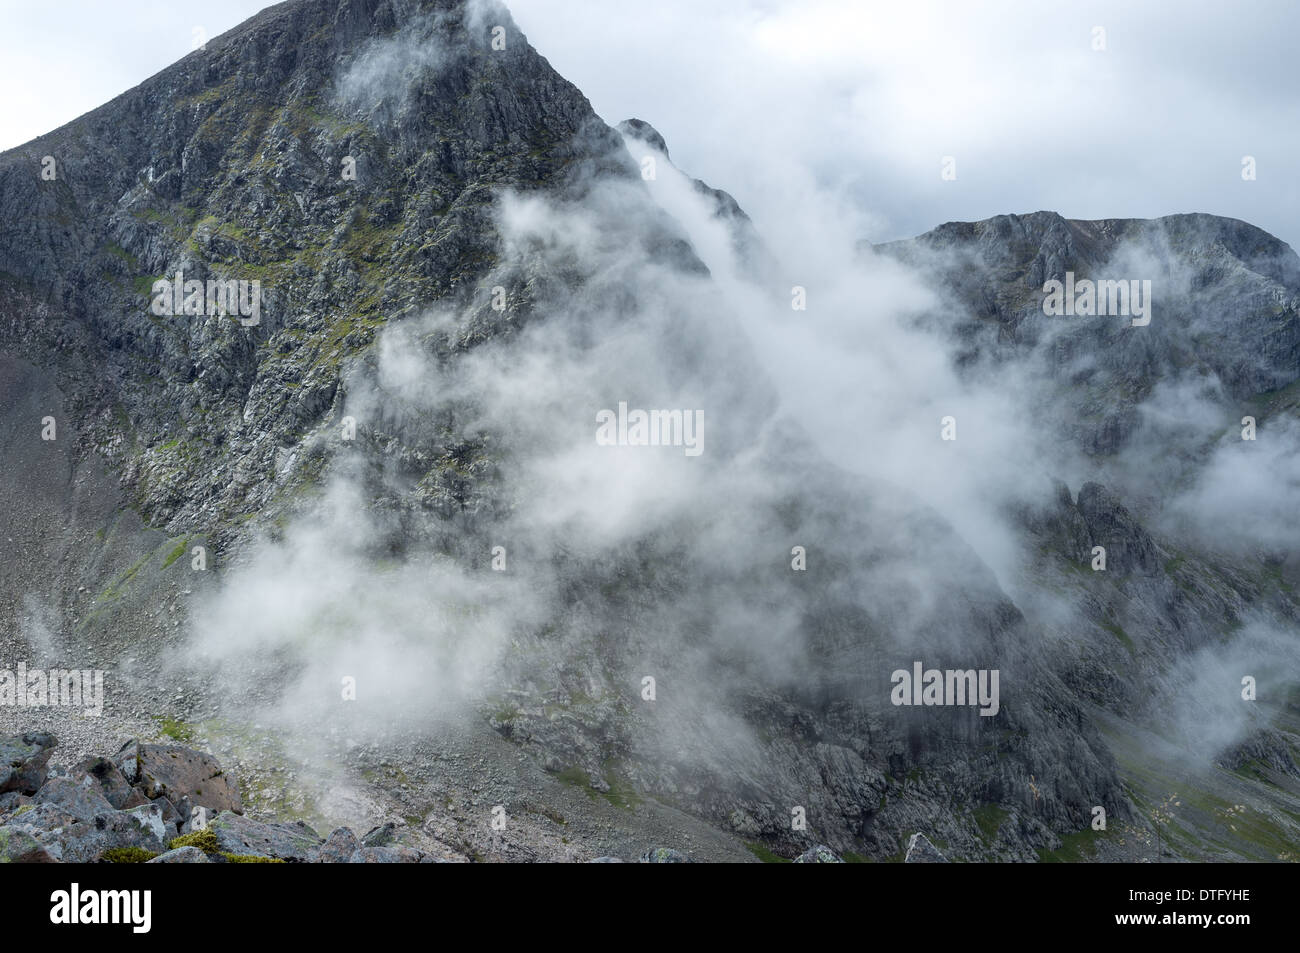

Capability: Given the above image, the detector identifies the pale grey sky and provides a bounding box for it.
[1,0,1295,246]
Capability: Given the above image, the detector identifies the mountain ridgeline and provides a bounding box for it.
[0,0,1296,862]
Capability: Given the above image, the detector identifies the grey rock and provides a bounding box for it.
[208,812,322,861]
[0,792,32,816]
[347,845,426,863]
[56,803,170,863]
[0,803,80,837]
[155,796,183,829]
[314,826,360,863]
[70,757,134,809]
[31,776,115,822]
[0,733,57,795]
[147,846,213,863]
[793,844,844,863]
[360,821,396,847]
[1076,482,1160,576]
[0,825,58,862]
[114,740,141,784]
[113,742,242,814]
[640,847,692,863]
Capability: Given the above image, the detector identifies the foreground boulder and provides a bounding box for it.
[31,776,115,822]
[640,847,692,863]
[1,801,169,863]
[70,757,134,809]
[1,733,57,795]
[208,812,322,862]
[0,792,31,814]
[148,846,212,864]
[347,845,429,863]
[0,825,57,862]
[0,804,81,862]
[313,827,360,863]
[361,822,397,847]
[0,733,441,863]
[114,741,243,814]
[62,804,170,863]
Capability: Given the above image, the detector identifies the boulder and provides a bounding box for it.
[148,846,213,864]
[155,796,182,828]
[639,847,692,863]
[70,757,133,808]
[314,827,360,863]
[793,844,844,863]
[0,732,57,795]
[0,792,31,816]
[114,740,242,814]
[59,804,170,863]
[32,776,116,822]
[1,803,80,838]
[6,801,168,862]
[0,825,58,862]
[360,822,397,847]
[347,845,427,863]
[114,740,141,783]
[208,812,322,862]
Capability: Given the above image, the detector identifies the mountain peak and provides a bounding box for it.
[616,118,669,158]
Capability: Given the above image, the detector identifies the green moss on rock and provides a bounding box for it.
[169,829,219,853]
[102,847,159,863]
[222,853,285,863]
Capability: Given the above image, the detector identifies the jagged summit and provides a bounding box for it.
[615,118,669,158]
[882,210,1300,289]
[876,208,1300,443]
[7,0,511,154]
[0,0,624,301]
[616,116,769,275]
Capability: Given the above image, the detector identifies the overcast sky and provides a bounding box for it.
[1,0,1295,246]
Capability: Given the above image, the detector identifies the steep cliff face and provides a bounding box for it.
[878,211,1300,455]
[0,0,1295,862]
[0,0,633,673]
[1,0,619,527]
[879,212,1300,860]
